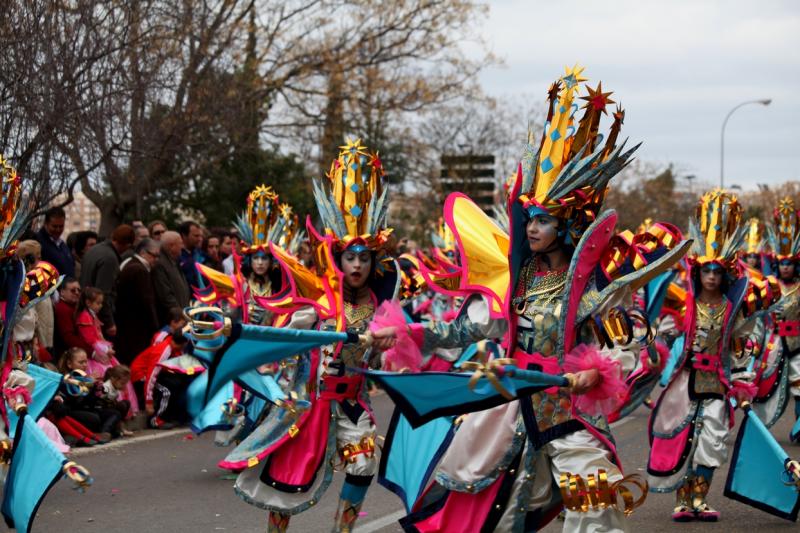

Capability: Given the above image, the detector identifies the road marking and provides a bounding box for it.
[69,428,191,456]
[357,509,405,532]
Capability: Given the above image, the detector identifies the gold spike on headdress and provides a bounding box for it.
[689,189,745,266]
[772,197,800,260]
[277,203,297,250]
[744,218,763,255]
[517,66,637,245]
[242,185,279,253]
[313,138,391,250]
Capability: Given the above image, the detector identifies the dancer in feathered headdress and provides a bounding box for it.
[764,197,800,441]
[371,66,689,531]
[215,138,400,533]
[647,190,774,521]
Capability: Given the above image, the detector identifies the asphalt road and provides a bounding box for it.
[33,391,799,532]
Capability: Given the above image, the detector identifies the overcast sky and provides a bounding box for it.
[473,0,799,190]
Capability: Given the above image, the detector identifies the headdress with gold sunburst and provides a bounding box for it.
[688,189,746,267]
[276,202,305,255]
[233,185,284,255]
[312,139,391,253]
[517,65,639,245]
[767,196,800,261]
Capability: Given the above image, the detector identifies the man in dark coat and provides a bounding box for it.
[36,206,75,278]
[152,231,191,325]
[114,238,160,365]
[80,225,135,336]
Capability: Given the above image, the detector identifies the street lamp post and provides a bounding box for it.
[720,99,771,189]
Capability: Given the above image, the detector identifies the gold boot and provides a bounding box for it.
[671,477,694,522]
[332,499,363,533]
[267,511,290,533]
[691,476,720,522]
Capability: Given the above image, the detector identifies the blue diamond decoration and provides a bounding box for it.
[783,237,790,244]
[257,232,265,240]
[559,105,566,113]
[350,183,360,193]
[540,157,554,173]
[351,163,358,171]
[714,224,721,231]
[550,129,561,141]
[350,205,363,217]
[711,241,719,249]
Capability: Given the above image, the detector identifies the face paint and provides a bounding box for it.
[341,250,372,289]
[526,213,559,253]
[251,252,271,276]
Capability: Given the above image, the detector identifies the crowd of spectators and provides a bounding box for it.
[24,206,240,448]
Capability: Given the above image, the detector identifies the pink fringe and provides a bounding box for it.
[369,301,423,372]
[563,344,626,417]
[441,309,458,322]
[730,380,757,402]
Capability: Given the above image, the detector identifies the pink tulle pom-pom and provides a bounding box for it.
[730,380,757,402]
[369,301,423,372]
[562,344,627,417]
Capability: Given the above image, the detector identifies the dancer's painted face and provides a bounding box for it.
[526,214,559,253]
[251,253,271,276]
[744,254,760,268]
[341,250,372,289]
[700,264,723,293]
[779,259,796,281]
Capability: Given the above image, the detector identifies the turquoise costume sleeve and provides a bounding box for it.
[421,296,507,353]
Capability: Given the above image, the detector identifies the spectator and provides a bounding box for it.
[36,206,75,278]
[216,230,233,260]
[298,240,314,268]
[54,347,120,442]
[80,225,135,335]
[152,231,191,325]
[75,287,139,416]
[69,230,98,280]
[177,220,203,288]
[114,239,160,365]
[53,277,93,357]
[135,225,149,244]
[147,220,167,241]
[202,233,223,271]
[223,233,242,275]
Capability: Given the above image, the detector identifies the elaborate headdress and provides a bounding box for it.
[0,156,23,259]
[517,65,638,244]
[768,197,800,261]
[688,189,746,267]
[743,217,764,255]
[431,217,456,255]
[234,185,284,255]
[312,138,391,252]
[277,203,304,255]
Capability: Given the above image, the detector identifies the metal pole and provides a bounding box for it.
[720,99,771,189]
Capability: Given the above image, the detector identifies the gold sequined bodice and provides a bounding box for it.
[514,260,565,357]
[691,301,725,354]
[513,259,571,431]
[321,301,375,373]
[247,277,272,326]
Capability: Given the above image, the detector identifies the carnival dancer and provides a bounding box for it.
[373,67,689,532]
[214,139,397,532]
[646,190,764,522]
[738,217,785,428]
[766,198,800,441]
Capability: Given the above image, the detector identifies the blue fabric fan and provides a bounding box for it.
[7,364,63,434]
[362,368,567,428]
[724,406,800,521]
[2,414,72,533]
